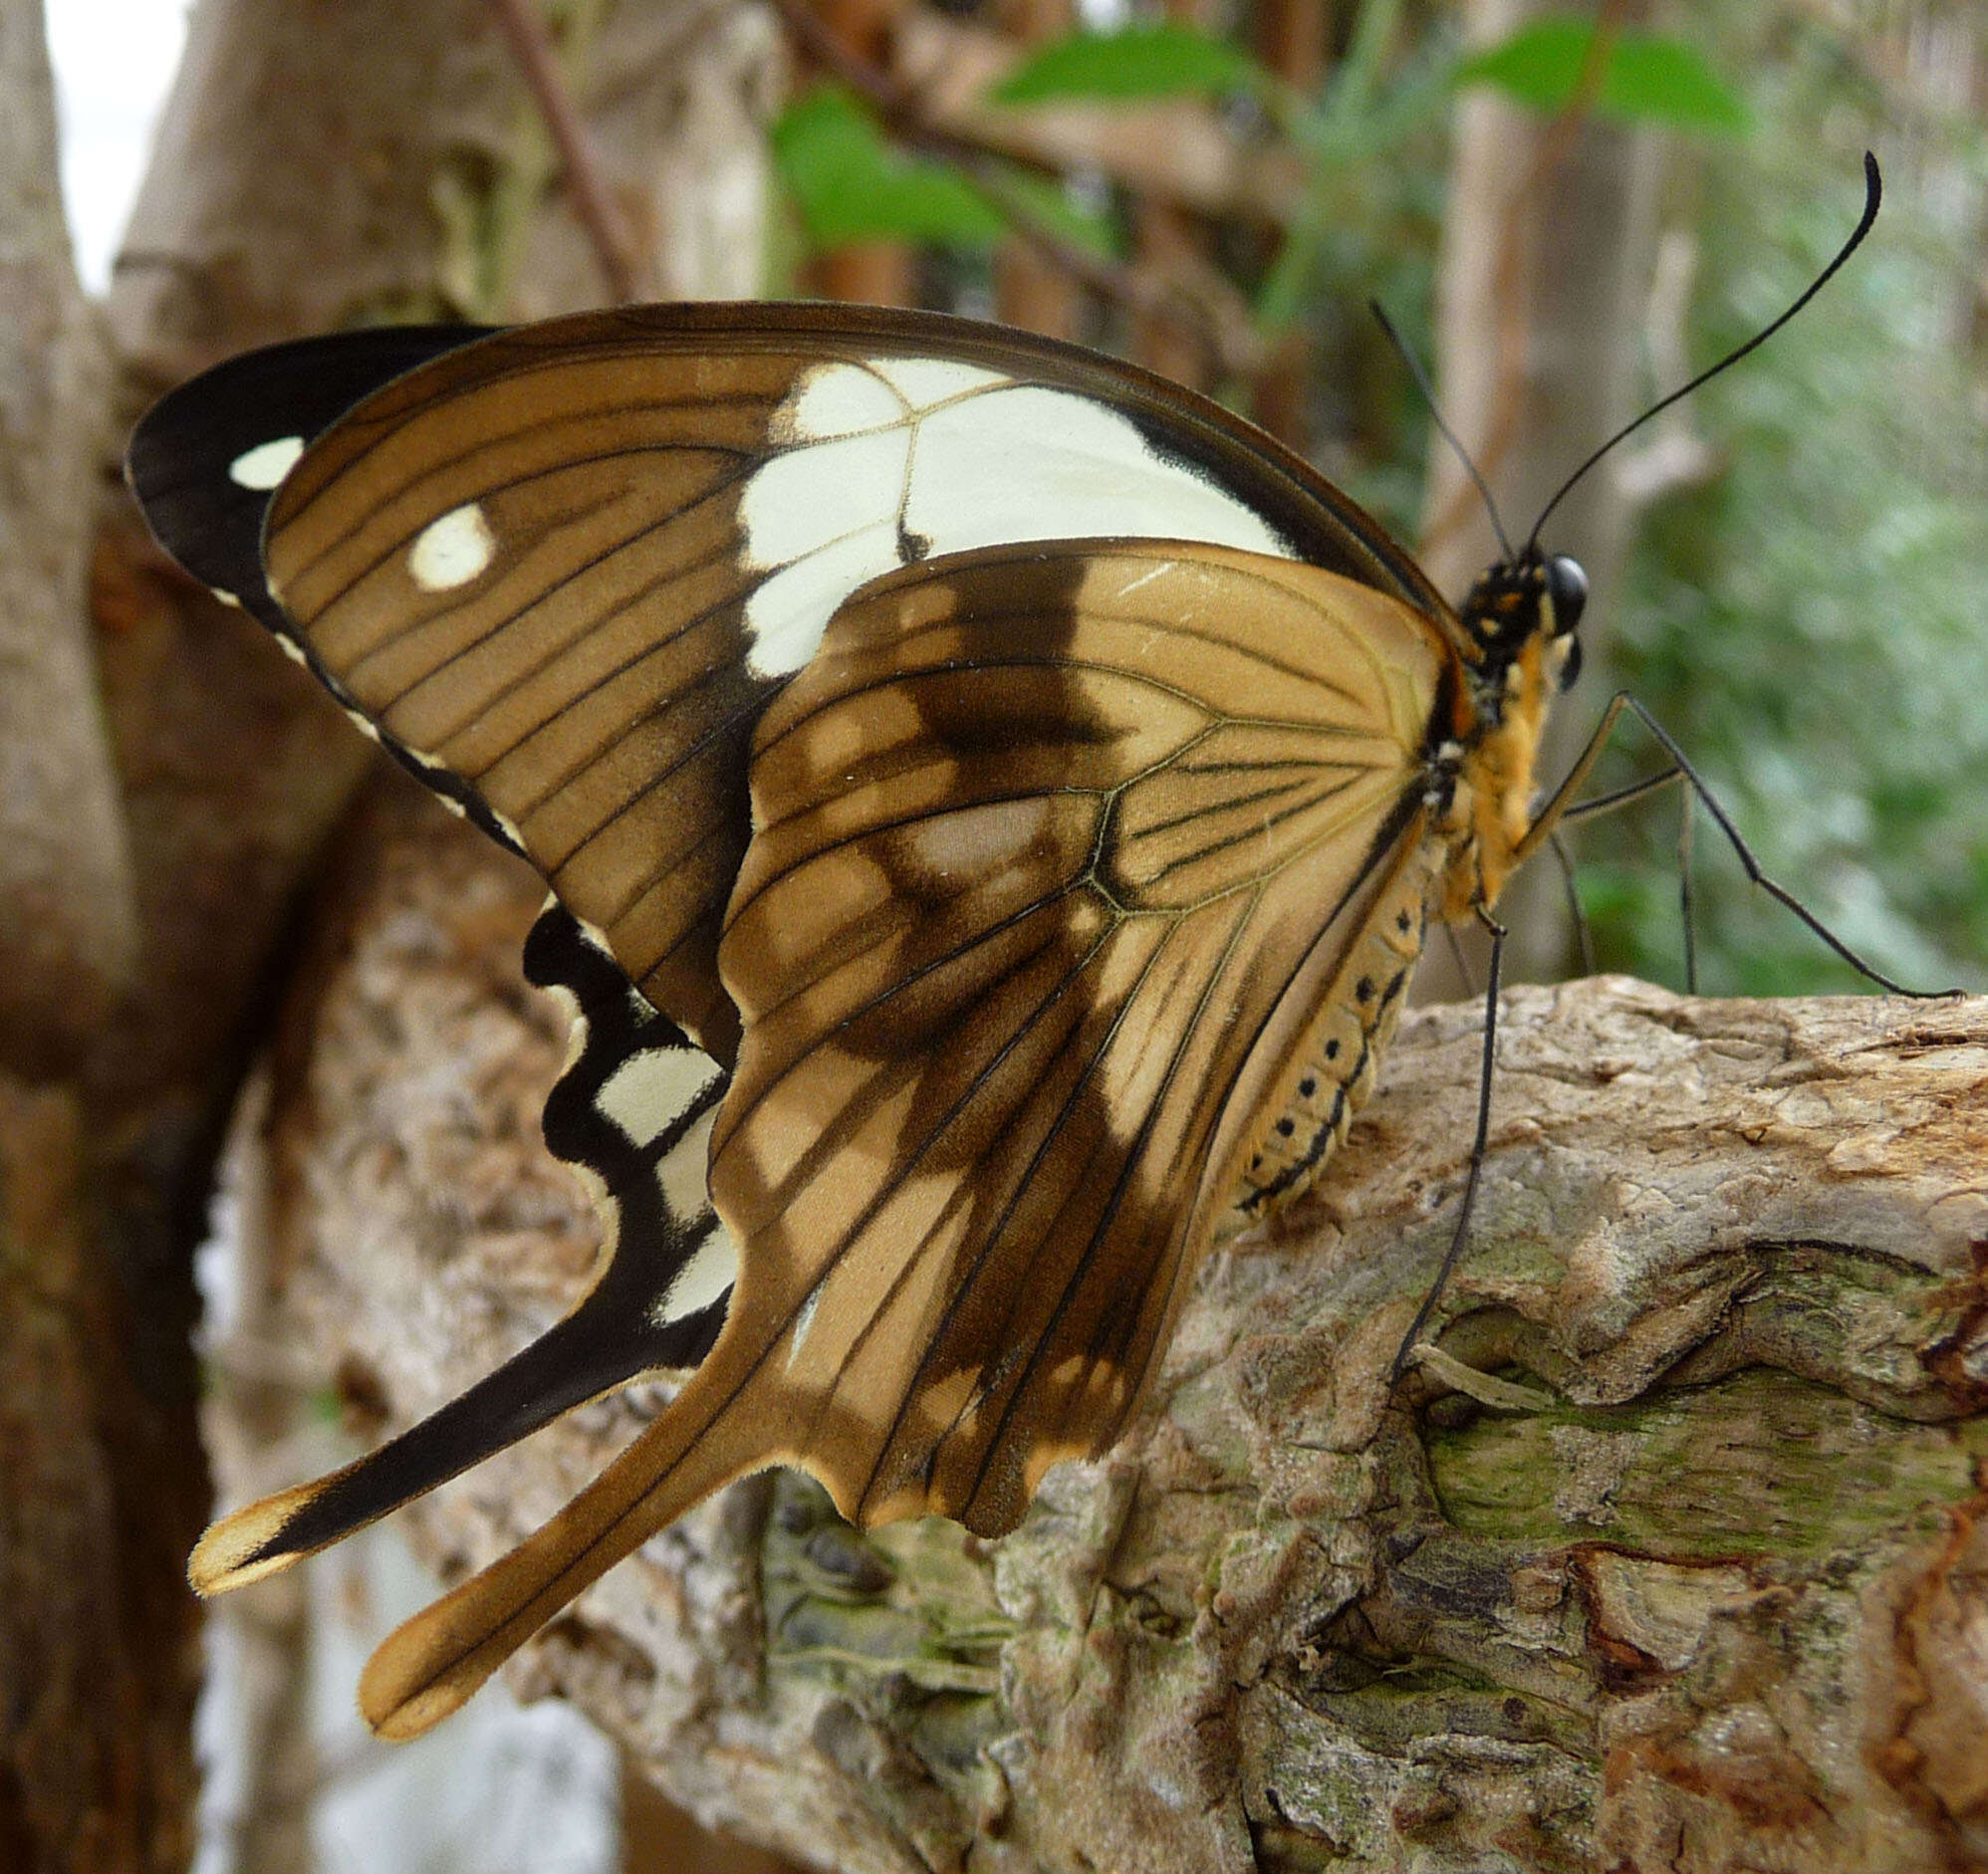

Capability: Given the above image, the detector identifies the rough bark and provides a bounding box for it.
[0,4,185,1865]
[250,778,1988,1874]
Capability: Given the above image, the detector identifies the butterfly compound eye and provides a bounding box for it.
[1545,555,1588,636]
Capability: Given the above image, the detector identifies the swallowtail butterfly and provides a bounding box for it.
[128,170,1889,1738]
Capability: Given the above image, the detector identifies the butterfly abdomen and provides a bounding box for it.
[1232,847,1438,1224]
[1227,599,1564,1226]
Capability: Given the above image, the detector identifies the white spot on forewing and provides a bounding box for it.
[740,427,911,564]
[598,1046,723,1147]
[786,362,906,439]
[744,525,898,677]
[227,435,304,490]
[737,364,1291,681]
[782,358,1011,443]
[653,1220,736,1324]
[408,503,495,592]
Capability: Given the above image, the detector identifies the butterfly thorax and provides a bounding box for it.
[1434,551,1586,922]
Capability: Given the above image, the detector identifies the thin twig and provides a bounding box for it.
[1422,0,1630,559]
[485,0,644,304]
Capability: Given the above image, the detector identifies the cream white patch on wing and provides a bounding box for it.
[227,435,305,490]
[658,1106,717,1224]
[739,356,1294,681]
[739,427,910,564]
[408,502,496,592]
[866,356,1007,407]
[905,388,1286,559]
[785,361,906,440]
[597,1045,724,1147]
[746,529,901,678]
[652,1222,737,1325]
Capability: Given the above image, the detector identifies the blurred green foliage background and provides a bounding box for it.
[771,0,1986,999]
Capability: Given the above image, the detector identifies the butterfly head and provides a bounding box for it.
[1458,548,1587,699]
[1430,547,1588,924]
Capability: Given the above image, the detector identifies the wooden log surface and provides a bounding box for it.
[220,777,1988,1874]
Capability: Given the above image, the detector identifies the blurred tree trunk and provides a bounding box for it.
[1415,0,1667,997]
[0,0,191,1864]
[0,2,776,1869]
[805,0,918,307]
[991,0,1083,342]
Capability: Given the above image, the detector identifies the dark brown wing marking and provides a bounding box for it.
[256,306,1462,1062]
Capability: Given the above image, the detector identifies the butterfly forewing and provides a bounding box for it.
[256,305,1457,1062]
[124,325,493,629]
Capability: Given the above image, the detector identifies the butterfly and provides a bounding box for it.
[127,167,1889,1738]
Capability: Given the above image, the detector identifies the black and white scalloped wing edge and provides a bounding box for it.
[188,903,735,1590]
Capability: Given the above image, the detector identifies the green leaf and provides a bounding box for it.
[771,87,1005,251]
[1457,18,1750,133]
[992,23,1270,106]
[988,169,1124,263]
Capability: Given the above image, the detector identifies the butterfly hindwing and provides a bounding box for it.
[348,538,1451,1736]
[711,540,1450,1529]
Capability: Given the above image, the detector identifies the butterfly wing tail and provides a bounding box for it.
[355,1345,772,1739]
[187,1277,728,1594]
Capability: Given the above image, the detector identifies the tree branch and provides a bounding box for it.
[768,0,1262,373]
[239,788,1988,1873]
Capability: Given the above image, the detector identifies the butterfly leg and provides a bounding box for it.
[1554,765,1691,984]
[1518,691,1952,997]
[1544,830,1597,976]
[1390,903,1506,1380]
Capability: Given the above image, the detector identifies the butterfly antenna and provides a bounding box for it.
[1370,299,1515,563]
[1527,152,1882,551]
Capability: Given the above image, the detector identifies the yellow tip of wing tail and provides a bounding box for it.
[357,1351,776,1741]
[190,1480,337,1593]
